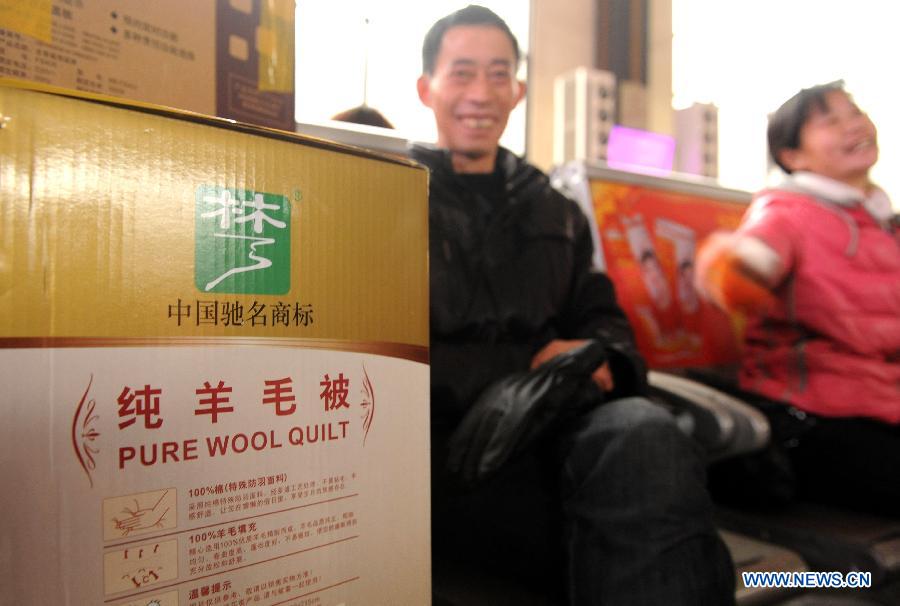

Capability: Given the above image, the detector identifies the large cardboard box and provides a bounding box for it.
[0,0,295,130]
[0,79,430,605]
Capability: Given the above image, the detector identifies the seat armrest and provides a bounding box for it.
[648,371,770,460]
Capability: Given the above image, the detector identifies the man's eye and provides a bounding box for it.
[489,71,511,81]
[451,70,474,80]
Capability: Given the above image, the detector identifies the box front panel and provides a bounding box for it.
[0,84,430,606]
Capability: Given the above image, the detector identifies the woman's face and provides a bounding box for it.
[781,90,878,189]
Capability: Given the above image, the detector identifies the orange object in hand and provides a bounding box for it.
[702,248,778,316]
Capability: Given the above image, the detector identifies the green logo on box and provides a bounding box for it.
[195,186,291,294]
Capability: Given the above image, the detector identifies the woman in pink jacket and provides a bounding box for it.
[695,81,900,514]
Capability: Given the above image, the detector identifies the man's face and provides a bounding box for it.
[417,25,525,172]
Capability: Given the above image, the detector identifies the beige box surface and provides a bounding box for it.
[0,0,294,129]
[0,80,430,605]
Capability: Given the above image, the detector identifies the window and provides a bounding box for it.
[674,0,899,206]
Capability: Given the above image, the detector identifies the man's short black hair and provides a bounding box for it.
[421,4,520,75]
[768,80,846,174]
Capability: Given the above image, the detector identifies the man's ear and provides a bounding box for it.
[417,74,432,108]
[514,80,527,107]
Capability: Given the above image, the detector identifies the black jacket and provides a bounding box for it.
[410,144,647,430]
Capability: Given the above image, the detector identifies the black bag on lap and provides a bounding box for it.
[447,340,608,488]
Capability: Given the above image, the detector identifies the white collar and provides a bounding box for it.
[786,171,893,223]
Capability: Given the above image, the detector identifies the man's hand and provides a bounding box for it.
[531,339,614,392]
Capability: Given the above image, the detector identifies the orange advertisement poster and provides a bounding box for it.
[590,179,748,368]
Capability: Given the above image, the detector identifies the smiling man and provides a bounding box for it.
[411,5,735,605]
[415,15,524,173]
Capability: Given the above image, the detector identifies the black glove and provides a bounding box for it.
[446,340,608,488]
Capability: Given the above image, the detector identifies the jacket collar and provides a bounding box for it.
[408,143,541,197]
[785,171,893,223]
[409,142,511,174]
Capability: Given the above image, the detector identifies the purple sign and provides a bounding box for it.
[607,125,675,173]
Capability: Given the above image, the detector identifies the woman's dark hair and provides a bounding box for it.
[331,105,394,129]
[422,5,520,75]
[767,80,846,174]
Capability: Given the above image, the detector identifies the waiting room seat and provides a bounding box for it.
[548,161,900,602]
[721,529,808,605]
[717,504,900,588]
[647,370,770,461]
[650,367,900,595]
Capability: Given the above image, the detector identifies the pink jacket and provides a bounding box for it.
[737,186,900,423]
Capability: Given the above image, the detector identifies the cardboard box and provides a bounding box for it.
[0,79,430,605]
[0,0,295,130]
